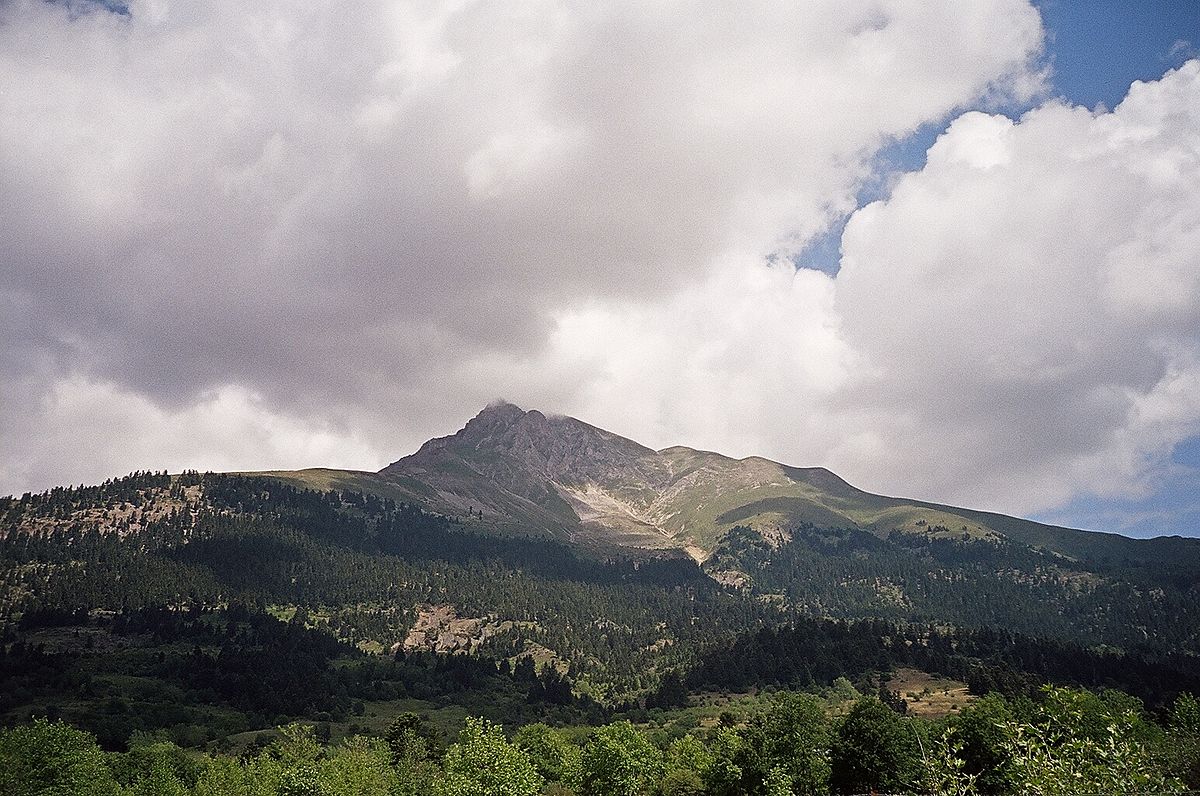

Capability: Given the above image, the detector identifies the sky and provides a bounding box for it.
[1,1,1198,538]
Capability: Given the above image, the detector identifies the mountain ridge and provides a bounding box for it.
[256,401,1197,566]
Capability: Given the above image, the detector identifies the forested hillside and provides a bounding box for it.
[3,469,1199,755]
[707,523,1200,657]
[1,472,772,705]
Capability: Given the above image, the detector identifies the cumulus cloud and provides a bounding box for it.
[0,0,1046,495]
[0,377,379,495]
[552,60,1200,519]
[833,61,1200,512]
[8,0,1200,535]
[539,257,855,459]
[7,1,1199,533]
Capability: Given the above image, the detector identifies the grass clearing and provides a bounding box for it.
[886,667,975,718]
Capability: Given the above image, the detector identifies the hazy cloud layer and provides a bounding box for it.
[8,1,1197,531]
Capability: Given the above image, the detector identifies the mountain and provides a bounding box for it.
[4,406,1200,751]
[260,401,1197,568]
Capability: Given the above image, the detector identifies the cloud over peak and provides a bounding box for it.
[6,1,1199,534]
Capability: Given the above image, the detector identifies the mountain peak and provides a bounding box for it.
[478,398,524,418]
[463,399,528,434]
[384,403,655,482]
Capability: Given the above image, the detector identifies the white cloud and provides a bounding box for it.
[0,377,383,495]
[6,3,1197,534]
[830,60,1200,512]
[518,61,1200,523]
[0,0,1047,496]
[540,257,856,460]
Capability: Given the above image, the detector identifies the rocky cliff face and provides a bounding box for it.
[377,401,846,553]
[379,402,671,542]
[396,401,661,489]
[373,401,1109,560]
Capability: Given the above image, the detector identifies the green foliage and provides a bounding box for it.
[1002,686,1185,796]
[699,726,745,796]
[662,734,714,787]
[687,613,1200,710]
[658,768,706,796]
[6,470,1200,744]
[271,725,325,796]
[126,757,190,796]
[0,687,1197,795]
[4,473,1200,796]
[581,721,663,796]
[386,712,442,765]
[714,520,1200,663]
[0,473,773,709]
[111,735,203,789]
[118,739,198,796]
[759,767,794,796]
[438,717,543,796]
[914,726,980,796]
[829,676,859,702]
[1166,692,1200,788]
[513,722,583,789]
[950,693,1015,794]
[321,736,402,796]
[829,698,919,795]
[190,756,260,796]
[0,718,120,796]
[737,693,830,795]
[1172,691,1200,732]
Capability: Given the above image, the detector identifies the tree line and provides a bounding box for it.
[4,685,1199,795]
